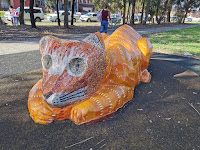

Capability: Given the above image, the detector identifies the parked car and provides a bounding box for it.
[80,12,97,22]
[110,14,122,23]
[4,11,12,21]
[4,7,44,22]
[75,12,82,17]
[22,7,44,22]
[186,17,192,22]
[170,16,178,22]
[47,10,80,22]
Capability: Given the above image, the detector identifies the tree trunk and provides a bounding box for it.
[123,0,126,24]
[167,10,170,22]
[131,0,136,25]
[56,0,60,26]
[143,0,150,25]
[122,0,126,24]
[126,1,131,23]
[64,0,69,28]
[182,11,188,23]
[158,0,169,24]
[140,0,145,24]
[30,0,36,28]
[19,0,24,25]
[0,17,3,26]
[155,0,160,23]
[71,0,75,25]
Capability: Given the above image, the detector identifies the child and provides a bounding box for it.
[9,5,19,26]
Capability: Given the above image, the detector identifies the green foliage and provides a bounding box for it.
[149,1,157,17]
[93,0,123,13]
[145,26,200,56]
[46,0,55,10]
[0,11,5,17]
[175,0,200,22]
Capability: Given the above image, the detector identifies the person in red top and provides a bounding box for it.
[100,5,112,33]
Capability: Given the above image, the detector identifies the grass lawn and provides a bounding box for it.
[145,26,200,56]
[185,22,200,24]
[4,20,101,26]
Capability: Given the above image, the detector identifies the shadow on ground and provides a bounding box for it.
[152,52,200,76]
[0,60,199,149]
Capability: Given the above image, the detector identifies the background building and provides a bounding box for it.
[78,0,95,12]
[52,0,95,12]
[0,0,43,10]
[0,0,96,13]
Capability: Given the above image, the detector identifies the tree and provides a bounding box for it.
[166,0,175,22]
[93,0,123,13]
[149,0,157,23]
[71,0,75,25]
[155,0,161,23]
[176,0,200,23]
[126,0,131,23]
[143,0,151,24]
[0,17,3,26]
[30,0,36,28]
[158,0,169,24]
[140,0,145,23]
[131,0,136,24]
[123,0,126,24]
[64,0,69,28]
[56,0,60,26]
[19,0,24,25]
[46,0,55,10]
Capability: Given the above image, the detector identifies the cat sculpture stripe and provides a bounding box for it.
[28,25,152,125]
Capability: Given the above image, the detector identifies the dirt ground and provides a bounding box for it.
[0,23,190,41]
[0,59,199,149]
[0,22,199,149]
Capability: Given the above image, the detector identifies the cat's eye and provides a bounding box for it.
[42,54,52,69]
[67,57,87,76]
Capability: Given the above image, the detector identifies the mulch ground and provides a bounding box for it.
[0,23,190,41]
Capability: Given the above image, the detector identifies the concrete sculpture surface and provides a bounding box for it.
[28,25,152,125]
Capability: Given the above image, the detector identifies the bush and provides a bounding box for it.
[0,11,5,17]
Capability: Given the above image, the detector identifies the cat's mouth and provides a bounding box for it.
[43,86,88,107]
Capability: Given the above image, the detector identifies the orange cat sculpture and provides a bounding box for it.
[28,25,152,125]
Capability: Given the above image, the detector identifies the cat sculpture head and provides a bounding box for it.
[39,33,106,107]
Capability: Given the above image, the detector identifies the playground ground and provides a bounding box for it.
[0,23,199,149]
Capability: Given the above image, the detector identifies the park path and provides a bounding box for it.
[0,24,200,79]
[0,24,199,55]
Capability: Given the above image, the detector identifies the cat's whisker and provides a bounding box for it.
[59,95,84,103]
[50,86,88,106]
[59,91,85,101]
[59,86,87,99]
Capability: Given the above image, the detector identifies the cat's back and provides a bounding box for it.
[104,25,142,52]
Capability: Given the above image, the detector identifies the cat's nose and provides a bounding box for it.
[43,92,53,101]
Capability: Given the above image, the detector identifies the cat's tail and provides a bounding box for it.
[137,38,153,70]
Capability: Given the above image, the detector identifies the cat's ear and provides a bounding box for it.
[39,35,55,56]
[83,32,105,50]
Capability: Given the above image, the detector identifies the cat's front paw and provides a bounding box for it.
[28,98,55,124]
[70,106,89,124]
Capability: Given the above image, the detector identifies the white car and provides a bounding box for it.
[22,7,44,22]
[47,11,80,22]
[80,12,97,22]
[4,7,44,22]
[110,14,122,23]
[4,11,12,21]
